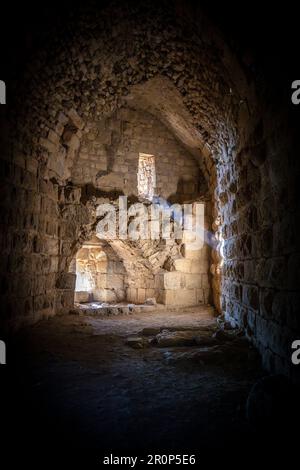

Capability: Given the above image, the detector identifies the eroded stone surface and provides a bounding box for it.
[0,0,298,379]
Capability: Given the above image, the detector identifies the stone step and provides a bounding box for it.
[72,302,165,317]
[72,302,213,317]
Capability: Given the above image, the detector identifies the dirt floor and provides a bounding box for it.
[2,305,271,464]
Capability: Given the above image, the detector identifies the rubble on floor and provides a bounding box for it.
[153,328,217,347]
[72,301,166,316]
[125,317,260,370]
[5,308,265,454]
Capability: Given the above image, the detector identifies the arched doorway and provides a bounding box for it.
[72,237,127,304]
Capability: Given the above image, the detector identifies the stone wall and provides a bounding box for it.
[219,118,299,377]
[0,155,61,329]
[71,107,203,201]
[0,0,298,378]
[71,201,212,307]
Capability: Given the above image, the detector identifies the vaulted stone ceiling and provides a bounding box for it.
[125,76,211,163]
[1,0,298,377]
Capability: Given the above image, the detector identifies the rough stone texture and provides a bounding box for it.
[219,123,300,377]
[74,239,127,303]
[72,107,204,200]
[0,0,299,379]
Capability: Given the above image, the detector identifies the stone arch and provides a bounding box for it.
[12,1,256,172]
[3,0,297,377]
[70,237,129,304]
[9,2,255,320]
[5,2,254,321]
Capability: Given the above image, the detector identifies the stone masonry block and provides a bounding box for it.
[163,272,184,290]
[162,288,196,306]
